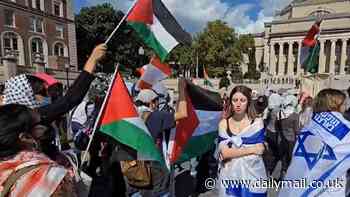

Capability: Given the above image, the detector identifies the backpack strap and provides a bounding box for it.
[0,164,41,197]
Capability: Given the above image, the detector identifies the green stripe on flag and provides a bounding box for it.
[176,131,217,163]
[100,120,163,163]
[128,22,169,61]
[305,42,320,74]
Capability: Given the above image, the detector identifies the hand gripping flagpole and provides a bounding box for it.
[104,0,137,45]
[81,0,138,166]
[81,64,120,166]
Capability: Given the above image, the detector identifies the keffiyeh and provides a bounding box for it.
[3,74,40,108]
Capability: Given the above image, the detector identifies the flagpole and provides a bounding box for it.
[81,63,120,166]
[104,0,137,45]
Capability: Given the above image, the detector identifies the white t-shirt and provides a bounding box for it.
[71,101,95,125]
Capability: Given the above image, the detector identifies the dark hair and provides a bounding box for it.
[0,104,34,158]
[27,75,47,97]
[255,95,268,114]
[314,89,346,113]
[0,83,4,95]
[228,85,256,119]
[48,83,63,102]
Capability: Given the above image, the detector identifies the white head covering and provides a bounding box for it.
[136,89,159,104]
[268,93,282,110]
[3,74,40,108]
[279,95,298,120]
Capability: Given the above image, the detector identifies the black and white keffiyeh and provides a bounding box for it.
[3,74,40,108]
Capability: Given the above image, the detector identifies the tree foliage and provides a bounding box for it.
[76,3,150,73]
[194,20,241,71]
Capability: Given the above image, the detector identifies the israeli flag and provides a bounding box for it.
[217,118,267,196]
[279,112,350,197]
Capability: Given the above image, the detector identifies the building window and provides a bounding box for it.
[3,32,18,53]
[53,1,63,17]
[32,0,44,11]
[30,17,44,33]
[54,43,65,56]
[31,38,43,54]
[56,24,64,38]
[4,10,15,27]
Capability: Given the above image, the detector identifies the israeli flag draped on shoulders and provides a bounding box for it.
[279,112,350,197]
[217,117,267,197]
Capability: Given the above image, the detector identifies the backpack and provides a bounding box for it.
[120,110,152,188]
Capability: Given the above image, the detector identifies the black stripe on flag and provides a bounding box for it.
[153,0,192,45]
[186,80,223,111]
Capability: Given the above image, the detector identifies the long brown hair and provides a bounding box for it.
[228,85,256,120]
[313,89,346,113]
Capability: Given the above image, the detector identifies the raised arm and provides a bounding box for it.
[38,44,107,123]
[174,78,188,121]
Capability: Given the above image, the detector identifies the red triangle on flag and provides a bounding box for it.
[170,95,199,163]
[127,0,153,25]
[302,23,320,47]
[100,73,138,125]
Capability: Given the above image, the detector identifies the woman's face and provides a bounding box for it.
[339,99,346,113]
[231,92,248,115]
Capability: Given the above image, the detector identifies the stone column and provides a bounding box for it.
[330,39,336,74]
[297,40,302,75]
[1,53,18,80]
[278,42,284,76]
[318,39,326,73]
[288,41,294,75]
[269,42,276,75]
[340,38,348,75]
[264,40,270,67]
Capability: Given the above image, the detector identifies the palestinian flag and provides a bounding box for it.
[99,71,163,162]
[136,65,146,77]
[126,0,192,62]
[168,80,222,163]
[300,21,321,74]
[203,66,213,87]
[137,56,172,89]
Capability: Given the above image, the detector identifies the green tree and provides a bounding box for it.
[194,20,242,75]
[76,3,149,74]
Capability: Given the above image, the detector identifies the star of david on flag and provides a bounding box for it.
[294,130,337,170]
[279,112,350,196]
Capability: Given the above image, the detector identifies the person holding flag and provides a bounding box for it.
[279,89,350,196]
[217,86,267,196]
[132,78,188,197]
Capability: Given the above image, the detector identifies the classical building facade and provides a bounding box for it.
[254,0,350,84]
[0,0,78,82]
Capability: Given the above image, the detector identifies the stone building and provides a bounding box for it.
[0,0,78,83]
[254,0,350,85]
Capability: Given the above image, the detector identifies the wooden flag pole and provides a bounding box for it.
[104,0,137,45]
[81,64,120,166]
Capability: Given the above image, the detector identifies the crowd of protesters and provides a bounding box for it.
[2,44,350,197]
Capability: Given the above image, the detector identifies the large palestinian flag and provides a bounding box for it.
[168,80,223,163]
[99,71,163,163]
[137,56,172,89]
[300,21,321,74]
[126,0,192,62]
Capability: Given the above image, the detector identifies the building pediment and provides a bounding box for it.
[292,0,345,7]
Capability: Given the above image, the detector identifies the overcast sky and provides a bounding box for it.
[75,0,294,34]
